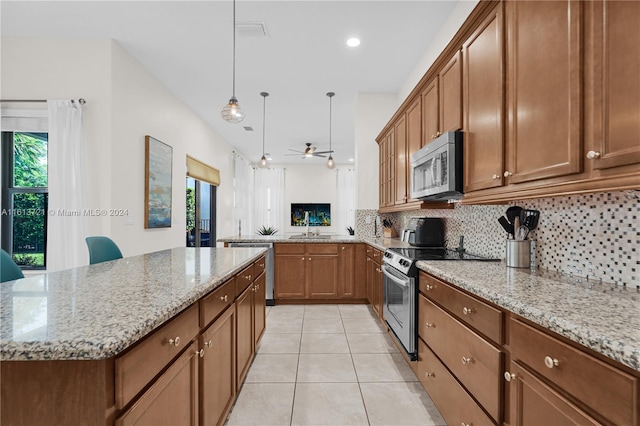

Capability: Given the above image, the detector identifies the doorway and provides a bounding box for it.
[186,177,216,247]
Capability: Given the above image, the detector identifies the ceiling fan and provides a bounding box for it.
[285,142,333,158]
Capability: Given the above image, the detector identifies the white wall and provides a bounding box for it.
[354,93,397,210]
[398,0,480,104]
[1,37,237,262]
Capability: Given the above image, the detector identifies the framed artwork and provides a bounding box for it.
[145,135,173,228]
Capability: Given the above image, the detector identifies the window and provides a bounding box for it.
[1,132,48,269]
[186,177,216,247]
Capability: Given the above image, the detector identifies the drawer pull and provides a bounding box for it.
[220,294,228,302]
[259,263,264,267]
[342,246,345,250]
[168,336,181,347]
[245,274,252,280]
[461,423,472,426]
[504,372,516,382]
[302,257,305,261]
[425,372,435,378]
[586,150,601,160]
[424,284,433,291]
[204,340,213,348]
[195,349,204,358]
[544,356,560,369]
[424,322,435,328]
[461,356,474,365]
[462,307,474,315]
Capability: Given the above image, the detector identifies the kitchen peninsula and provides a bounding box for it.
[1,247,267,425]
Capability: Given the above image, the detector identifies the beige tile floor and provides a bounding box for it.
[226,304,446,426]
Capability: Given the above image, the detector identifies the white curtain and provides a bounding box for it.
[336,168,356,235]
[47,99,88,271]
[253,168,285,235]
[233,154,254,236]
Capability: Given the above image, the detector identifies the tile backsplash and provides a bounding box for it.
[355,190,639,287]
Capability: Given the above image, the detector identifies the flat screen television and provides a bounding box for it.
[291,203,331,226]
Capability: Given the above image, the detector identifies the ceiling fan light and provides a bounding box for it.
[326,155,335,169]
[221,97,245,123]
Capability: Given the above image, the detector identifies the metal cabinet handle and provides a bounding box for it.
[492,174,500,180]
[195,349,204,358]
[462,307,474,315]
[204,340,213,348]
[586,150,601,160]
[461,356,474,365]
[504,372,516,382]
[302,257,305,261]
[503,171,512,177]
[259,263,264,267]
[544,356,559,369]
[425,372,435,378]
[461,423,472,426]
[168,336,181,347]
[220,295,228,302]
[342,246,345,250]
[424,284,433,291]
[424,322,435,328]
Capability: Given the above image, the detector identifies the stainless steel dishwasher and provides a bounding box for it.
[227,242,274,305]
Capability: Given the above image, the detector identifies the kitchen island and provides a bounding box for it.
[1,247,267,425]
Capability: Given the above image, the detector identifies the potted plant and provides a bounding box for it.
[256,225,278,236]
[382,218,397,238]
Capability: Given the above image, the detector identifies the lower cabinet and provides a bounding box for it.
[115,342,199,426]
[253,271,266,347]
[200,306,236,426]
[366,248,383,319]
[236,281,254,386]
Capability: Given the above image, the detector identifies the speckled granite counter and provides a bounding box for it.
[417,261,640,372]
[0,247,266,361]
[218,234,408,251]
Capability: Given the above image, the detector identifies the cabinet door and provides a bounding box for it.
[115,342,198,426]
[366,257,374,305]
[508,361,600,426]
[387,130,396,207]
[307,255,339,298]
[587,0,640,170]
[372,262,383,318]
[338,244,355,298]
[200,307,235,426]
[394,115,408,205]
[274,255,305,299]
[235,284,254,386]
[463,4,505,192]
[406,97,422,202]
[421,79,439,143]
[253,272,266,347]
[506,0,582,183]
[439,50,463,133]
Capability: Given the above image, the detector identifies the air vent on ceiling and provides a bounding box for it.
[243,126,254,132]
[236,21,269,38]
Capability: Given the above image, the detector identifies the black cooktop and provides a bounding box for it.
[388,247,500,262]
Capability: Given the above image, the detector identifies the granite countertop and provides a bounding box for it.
[0,247,266,361]
[417,261,640,372]
[218,234,408,251]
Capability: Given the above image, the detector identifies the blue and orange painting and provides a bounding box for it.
[145,136,172,228]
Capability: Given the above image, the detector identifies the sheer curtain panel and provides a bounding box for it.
[336,168,356,235]
[253,168,285,234]
[233,154,254,236]
[47,100,88,271]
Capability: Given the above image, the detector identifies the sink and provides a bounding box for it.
[289,234,332,239]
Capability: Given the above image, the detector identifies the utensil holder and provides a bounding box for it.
[506,239,531,268]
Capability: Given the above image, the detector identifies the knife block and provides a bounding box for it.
[383,228,398,238]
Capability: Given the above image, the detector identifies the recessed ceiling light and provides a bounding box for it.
[348,158,355,162]
[346,38,360,47]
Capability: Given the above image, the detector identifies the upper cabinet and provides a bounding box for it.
[504,0,583,185]
[378,0,639,207]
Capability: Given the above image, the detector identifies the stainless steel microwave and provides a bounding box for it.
[410,131,463,200]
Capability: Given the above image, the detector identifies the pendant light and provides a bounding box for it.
[259,92,269,167]
[326,92,336,169]
[221,0,245,123]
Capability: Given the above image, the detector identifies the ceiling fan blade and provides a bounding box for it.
[288,149,304,153]
[312,154,327,158]
[285,153,303,156]
[313,150,333,155]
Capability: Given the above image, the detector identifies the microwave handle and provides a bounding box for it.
[432,153,439,185]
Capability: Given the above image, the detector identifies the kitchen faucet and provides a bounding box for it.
[304,211,310,236]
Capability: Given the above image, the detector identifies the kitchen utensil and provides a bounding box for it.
[521,209,540,232]
[513,216,521,239]
[516,225,529,241]
[498,216,514,238]
[506,206,523,226]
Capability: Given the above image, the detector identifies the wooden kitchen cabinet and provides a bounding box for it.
[274,244,306,299]
[235,282,254,386]
[463,3,505,193]
[585,0,640,172]
[421,79,439,147]
[253,270,266,347]
[200,305,236,426]
[504,0,583,185]
[115,342,199,426]
[365,247,383,319]
[338,244,355,297]
[394,114,408,205]
[378,128,395,208]
[306,244,339,298]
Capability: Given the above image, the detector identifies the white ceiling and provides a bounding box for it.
[1,1,459,165]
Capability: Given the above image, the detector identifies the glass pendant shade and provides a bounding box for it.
[326,155,335,169]
[221,97,245,123]
[259,155,268,167]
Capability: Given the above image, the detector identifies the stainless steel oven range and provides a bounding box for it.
[382,247,499,360]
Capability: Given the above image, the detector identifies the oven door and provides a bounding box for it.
[382,264,416,360]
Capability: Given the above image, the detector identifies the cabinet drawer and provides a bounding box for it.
[200,279,234,328]
[235,264,255,295]
[366,245,374,258]
[115,341,198,426]
[254,255,266,276]
[307,243,338,255]
[420,272,504,344]
[372,249,382,262]
[417,338,494,426]
[510,318,638,425]
[274,243,305,255]
[115,304,199,410]
[419,295,502,422]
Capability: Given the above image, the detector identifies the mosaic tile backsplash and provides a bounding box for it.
[355,190,639,287]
